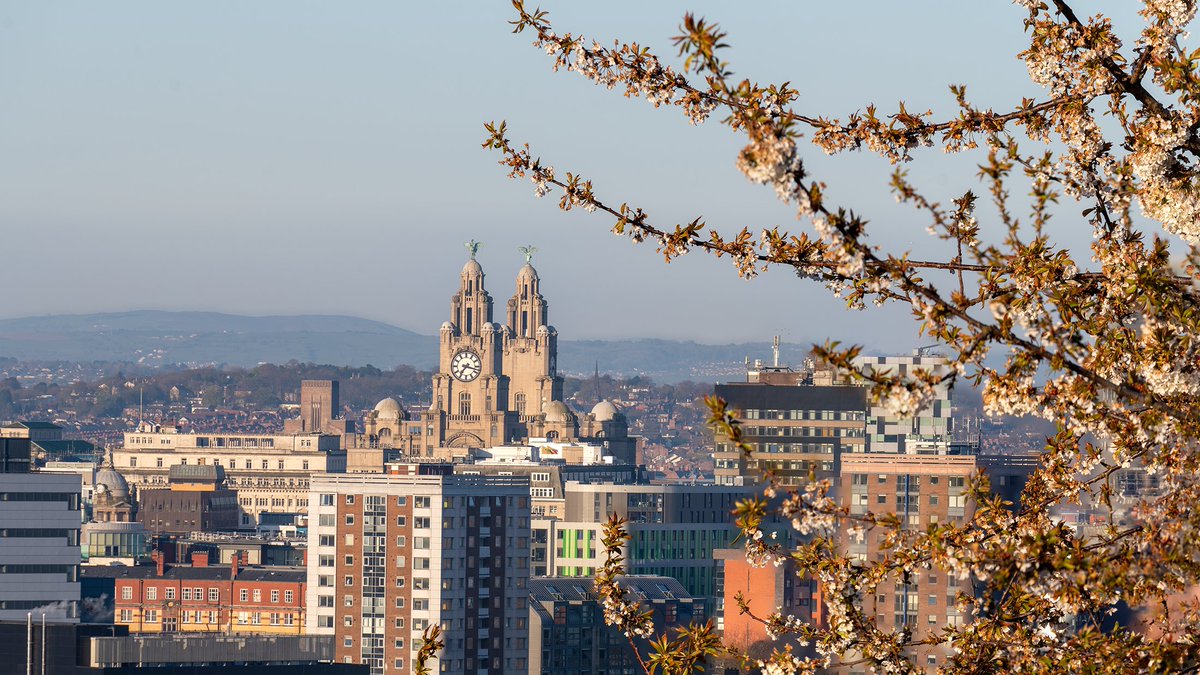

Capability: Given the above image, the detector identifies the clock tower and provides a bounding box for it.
[429,249,514,450]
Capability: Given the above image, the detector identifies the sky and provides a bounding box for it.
[0,1,1143,352]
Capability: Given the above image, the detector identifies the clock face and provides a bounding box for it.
[450,350,482,382]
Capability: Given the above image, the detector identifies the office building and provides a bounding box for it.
[712,360,866,486]
[114,422,345,527]
[528,575,702,675]
[0,465,82,622]
[137,463,240,534]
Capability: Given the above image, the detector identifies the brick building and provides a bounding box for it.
[82,551,306,635]
[837,451,1033,671]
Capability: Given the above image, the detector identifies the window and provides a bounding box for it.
[119,609,132,622]
[396,536,407,547]
[458,392,471,416]
[396,577,406,588]
[121,586,132,600]
[182,588,192,601]
[146,587,157,601]
[395,597,406,608]
[278,460,285,470]
[531,472,550,482]
[413,578,429,590]
[208,588,219,602]
[345,576,354,586]
[396,516,407,526]
[414,497,430,508]
[129,457,137,467]
[345,514,355,526]
[396,496,406,506]
[396,555,406,568]
[320,494,334,506]
[285,591,293,604]
[164,587,175,600]
[414,537,430,549]
[240,589,249,602]
[319,535,335,547]
[344,596,355,607]
[414,517,430,529]
[345,555,354,566]
[145,609,158,623]
[318,595,334,608]
[271,590,279,603]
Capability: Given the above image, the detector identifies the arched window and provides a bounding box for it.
[514,393,526,415]
[458,392,471,417]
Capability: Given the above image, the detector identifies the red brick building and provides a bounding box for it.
[82,550,306,635]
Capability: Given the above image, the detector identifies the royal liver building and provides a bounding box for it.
[361,245,634,463]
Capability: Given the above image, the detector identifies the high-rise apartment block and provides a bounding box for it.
[306,473,532,675]
[837,451,1033,671]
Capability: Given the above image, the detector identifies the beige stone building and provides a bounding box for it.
[113,422,346,528]
[359,251,634,467]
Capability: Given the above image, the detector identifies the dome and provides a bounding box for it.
[591,400,622,422]
[95,465,130,500]
[440,321,455,332]
[374,397,406,420]
[517,263,539,281]
[543,400,571,423]
[461,258,483,276]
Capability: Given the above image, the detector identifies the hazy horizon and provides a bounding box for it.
[1,1,1136,350]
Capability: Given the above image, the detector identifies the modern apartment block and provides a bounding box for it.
[852,354,954,454]
[114,421,346,527]
[0,467,82,622]
[306,473,532,675]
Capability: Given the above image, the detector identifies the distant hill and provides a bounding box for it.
[0,311,817,382]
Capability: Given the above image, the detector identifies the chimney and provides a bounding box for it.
[152,550,165,577]
[230,550,240,580]
[192,550,209,568]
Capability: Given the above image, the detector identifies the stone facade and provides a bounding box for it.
[359,253,635,465]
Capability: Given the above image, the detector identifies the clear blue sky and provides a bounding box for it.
[0,2,1137,351]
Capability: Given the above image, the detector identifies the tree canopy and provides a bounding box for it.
[479,1,1200,672]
